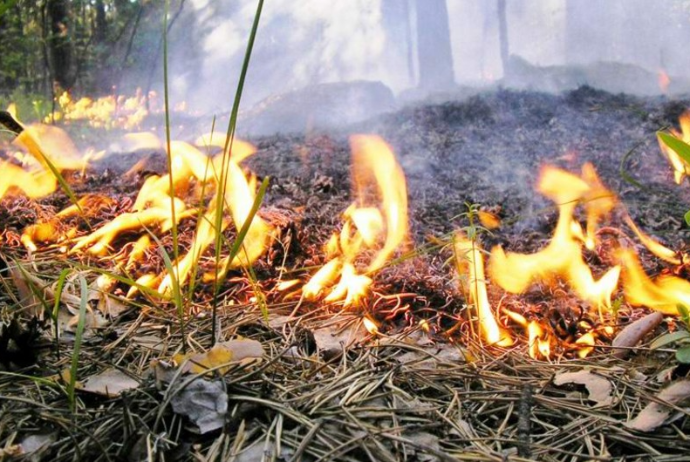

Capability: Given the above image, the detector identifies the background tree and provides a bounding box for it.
[47,0,75,91]
[414,0,455,90]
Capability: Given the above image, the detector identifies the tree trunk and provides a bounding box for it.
[497,0,509,78]
[381,0,415,87]
[94,0,107,44]
[414,0,454,90]
[47,0,75,90]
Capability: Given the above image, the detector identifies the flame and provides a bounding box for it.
[624,215,682,265]
[489,165,620,312]
[618,248,689,315]
[455,233,513,346]
[363,316,379,335]
[49,89,151,130]
[303,135,408,306]
[658,111,690,184]
[575,332,596,358]
[658,69,671,94]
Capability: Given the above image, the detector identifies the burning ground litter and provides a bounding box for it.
[2,87,690,460]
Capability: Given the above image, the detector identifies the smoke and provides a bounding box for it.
[163,0,690,118]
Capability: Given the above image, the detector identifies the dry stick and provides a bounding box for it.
[516,383,533,459]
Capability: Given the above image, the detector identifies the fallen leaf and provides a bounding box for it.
[18,432,57,457]
[10,266,44,316]
[174,339,264,375]
[170,378,227,434]
[313,323,367,358]
[553,370,613,407]
[97,293,131,318]
[405,432,441,462]
[626,380,690,432]
[77,368,140,397]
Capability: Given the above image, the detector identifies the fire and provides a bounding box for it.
[489,164,620,313]
[0,120,86,200]
[49,89,151,130]
[658,69,671,95]
[303,135,408,306]
[617,248,690,315]
[454,232,513,346]
[658,110,690,184]
[10,123,272,298]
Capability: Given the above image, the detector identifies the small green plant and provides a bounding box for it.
[650,305,690,364]
[658,130,690,225]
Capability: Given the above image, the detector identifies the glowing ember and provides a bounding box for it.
[455,233,513,346]
[658,110,690,184]
[303,135,408,306]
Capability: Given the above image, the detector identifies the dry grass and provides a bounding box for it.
[1,262,689,462]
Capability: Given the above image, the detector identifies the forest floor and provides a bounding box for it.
[1,87,690,461]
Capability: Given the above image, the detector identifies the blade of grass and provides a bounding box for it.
[186,117,217,303]
[158,243,186,349]
[162,0,179,265]
[211,0,265,346]
[52,268,71,361]
[658,131,690,165]
[68,275,88,413]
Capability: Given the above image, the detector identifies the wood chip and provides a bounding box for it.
[612,312,664,359]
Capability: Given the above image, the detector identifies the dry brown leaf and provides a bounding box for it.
[9,266,44,316]
[626,380,690,432]
[553,370,614,407]
[170,378,227,434]
[174,339,264,375]
[313,323,367,358]
[77,368,140,397]
[612,312,664,359]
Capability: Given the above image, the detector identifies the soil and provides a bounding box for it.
[2,86,690,461]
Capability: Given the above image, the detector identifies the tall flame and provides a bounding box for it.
[303,135,408,306]
[455,233,513,346]
[488,164,620,313]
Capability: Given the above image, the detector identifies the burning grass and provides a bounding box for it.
[1,88,690,460]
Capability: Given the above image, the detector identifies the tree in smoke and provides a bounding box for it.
[414,0,455,90]
[47,0,75,91]
[497,0,509,78]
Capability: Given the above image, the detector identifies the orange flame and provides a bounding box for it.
[303,135,408,306]
[49,89,151,130]
[618,248,689,315]
[658,111,690,185]
[455,233,513,346]
[1,122,86,201]
[658,69,671,95]
[489,164,620,313]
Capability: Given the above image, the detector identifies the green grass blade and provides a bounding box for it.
[658,131,690,165]
[68,275,89,413]
[162,0,179,265]
[52,268,71,361]
[158,244,186,352]
[226,176,269,266]
[211,0,265,345]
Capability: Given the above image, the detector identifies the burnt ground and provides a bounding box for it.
[2,87,690,461]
